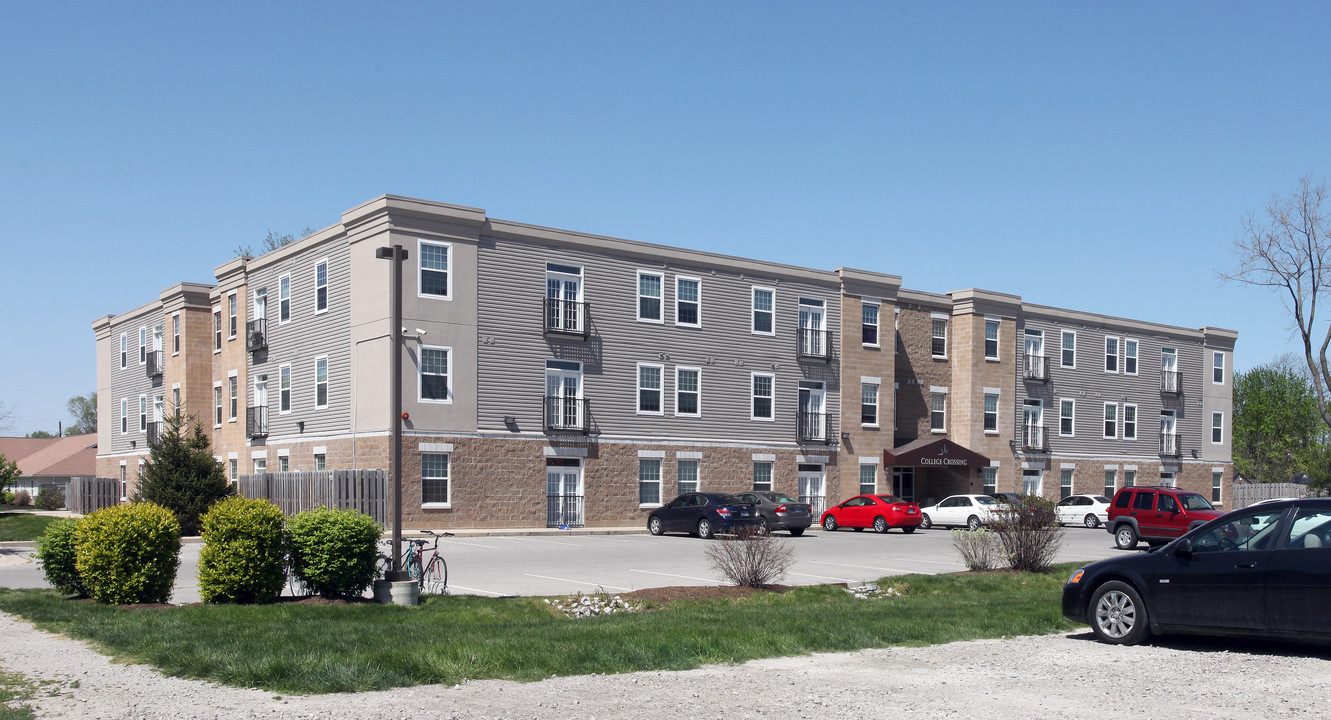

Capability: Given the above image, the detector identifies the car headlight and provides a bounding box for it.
[1067,568,1085,584]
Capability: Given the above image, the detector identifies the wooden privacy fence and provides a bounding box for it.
[68,477,120,515]
[1231,482,1316,509]
[238,470,388,526]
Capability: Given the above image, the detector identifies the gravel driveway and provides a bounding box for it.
[3,609,1329,720]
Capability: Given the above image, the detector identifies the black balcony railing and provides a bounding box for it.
[797,328,831,361]
[543,396,589,434]
[146,421,162,445]
[1023,354,1048,382]
[543,298,589,337]
[1023,423,1047,451]
[546,494,584,528]
[146,350,163,379]
[246,319,268,352]
[798,411,832,444]
[247,405,269,438]
[1160,432,1180,457]
[800,494,827,516]
[1160,370,1181,395]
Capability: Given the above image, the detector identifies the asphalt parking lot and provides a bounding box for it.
[0,523,1124,603]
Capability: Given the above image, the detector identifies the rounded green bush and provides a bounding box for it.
[197,496,288,604]
[36,517,86,597]
[75,502,181,604]
[286,507,381,599]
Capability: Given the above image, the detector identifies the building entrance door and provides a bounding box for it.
[798,464,826,515]
[546,459,584,528]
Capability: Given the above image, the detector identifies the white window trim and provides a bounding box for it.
[139,394,147,433]
[1213,351,1226,385]
[1124,338,1139,376]
[637,362,665,415]
[636,270,664,324]
[984,318,1000,361]
[417,344,453,404]
[982,392,999,435]
[1059,398,1075,437]
[314,356,329,410]
[638,457,663,508]
[227,291,238,339]
[677,457,701,494]
[421,451,452,508]
[1060,330,1076,369]
[751,285,776,336]
[1123,403,1138,441]
[863,298,881,349]
[1104,336,1119,374]
[862,381,880,428]
[278,273,292,324]
[859,462,878,494]
[278,363,292,415]
[1212,411,1225,445]
[417,239,453,301]
[751,371,776,422]
[931,313,948,359]
[212,309,222,354]
[1102,402,1118,440]
[171,313,180,356]
[674,365,702,417]
[674,275,702,328]
[120,398,128,435]
[138,326,147,365]
[120,333,127,369]
[213,381,223,428]
[930,387,948,434]
[228,371,238,422]
[313,258,330,315]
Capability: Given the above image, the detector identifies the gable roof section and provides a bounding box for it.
[0,434,98,477]
[883,437,990,469]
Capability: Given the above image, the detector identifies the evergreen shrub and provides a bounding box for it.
[75,503,181,604]
[286,507,380,599]
[198,496,288,603]
[36,517,86,597]
[134,413,233,535]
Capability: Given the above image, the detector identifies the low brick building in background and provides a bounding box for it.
[93,196,1237,529]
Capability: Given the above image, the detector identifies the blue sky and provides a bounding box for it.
[2,1,1329,436]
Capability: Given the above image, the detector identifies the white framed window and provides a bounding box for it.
[119,462,127,500]
[984,319,999,360]
[278,273,291,323]
[1059,398,1075,437]
[863,301,881,347]
[120,333,127,369]
[253,458,266,474]
[422,453,450,506]
[638,458,662,506]
[1104,337,1119,373]
[637,270,663,323]
[1124,470,1136,487]
[1160,471,1176,488]
[419,346,451,403]
[120,398,128,434]
[930,390,947,433]
[1060,469,1073,499]
[213,309,222,352]
[314,259,329,314]
[752,286,775,335]
[139,394,146,432]
[1022,469,1042,496]
[931,316,948,358]
[228,292,238,338]
[171,313,180,355]
[752,461,773,491]
[229,459,238,481]
[1061,330,1076,368]
[1212,411,1224,444]
[1212,471,1223,503]
[228,374,238,421]
[1104,470,1117,497]
[1124,339,1138,375]
[253,288,267,326]
[1103,402,1118,439]
[637,363,663,415]
[314,453,326,471]
[751,372,775,421]
[983,393,999,433]
[982,467,997,496]
[862,382,880,427]
[677,458,699,494]
[675,276,701,327]
[1123,404,1137,440]
[859,463,877,495]
[279,364,292,414]
[675,366,701,416]
[213,383,223,427]
[171,384,180,410]
[1213,351,1226,384]
[139,327,147,365]
[419,240,451,299]
[279,456,290,472]
[314,356,328,409]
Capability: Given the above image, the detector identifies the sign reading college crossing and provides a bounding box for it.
[883,438,990,469]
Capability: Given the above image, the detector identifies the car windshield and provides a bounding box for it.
[974,496,1000,505]
[876,495,905,504]
[762,492,797,503]
[1179,493,1214,511]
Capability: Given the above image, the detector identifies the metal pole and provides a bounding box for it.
[390,244,404,579]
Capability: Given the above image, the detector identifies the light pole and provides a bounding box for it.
[375,243,408,581]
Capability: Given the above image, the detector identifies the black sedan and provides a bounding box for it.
[647,492,762,539]
[734,491,813,536]
[1063,497,1331,645]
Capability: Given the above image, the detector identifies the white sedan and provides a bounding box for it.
[1054,494,1111,528]
[920,494,1005,530]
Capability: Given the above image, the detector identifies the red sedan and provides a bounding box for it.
[821,495,923,534]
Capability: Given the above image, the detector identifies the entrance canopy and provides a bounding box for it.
[883,437,991,469]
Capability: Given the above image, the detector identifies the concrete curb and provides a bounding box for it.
[1,526,648,550]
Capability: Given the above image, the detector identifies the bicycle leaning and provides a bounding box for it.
[377,530,452,595]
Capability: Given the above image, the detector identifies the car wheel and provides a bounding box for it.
[648,516,663,536]
[1089,580,1151,645]
[873,516,888,534]
[823,516,838,531]
[967,515,982,530]
[921,513,932,530]
[789,527,805,537]
[697,519,714,540]
[901,526,916,534]
[758,516,770,534]
[1114,525,1138,550]
[1084,513,1100,529]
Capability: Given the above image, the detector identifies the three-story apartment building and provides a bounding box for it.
[94,195,1236,529]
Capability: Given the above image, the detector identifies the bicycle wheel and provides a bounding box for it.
[422,555,448,595]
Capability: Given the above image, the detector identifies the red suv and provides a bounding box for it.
[1107,486,1225,549]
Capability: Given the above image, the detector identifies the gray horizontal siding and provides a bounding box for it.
[107,311,166,454]
[476,235,841,443]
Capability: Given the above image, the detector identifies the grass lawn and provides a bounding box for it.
[0,513,57,543]
[0,565,1082,695]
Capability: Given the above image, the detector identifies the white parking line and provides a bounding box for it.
[441,540,504,550]
[524,573,631,591]
[628,568,718,583]
[876,556,963,566]
[587,536,661,545]
[789,571,857,582]
[444,584,509,596]
[500,537,584,547]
